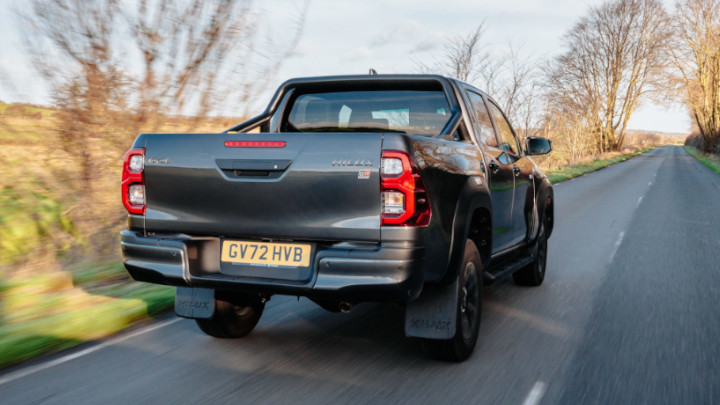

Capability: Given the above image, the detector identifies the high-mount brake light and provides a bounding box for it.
[380,150,431,226]
[224,141,286,148]
[122,148,145,215]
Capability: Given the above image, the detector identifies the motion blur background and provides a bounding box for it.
[0,0,718,369]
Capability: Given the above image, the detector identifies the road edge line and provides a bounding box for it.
[0,318,182,387]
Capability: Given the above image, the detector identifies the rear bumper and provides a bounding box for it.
[121,230,426,302]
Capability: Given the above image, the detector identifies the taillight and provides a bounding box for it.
[380,150,431,226]
[122,148,145,215]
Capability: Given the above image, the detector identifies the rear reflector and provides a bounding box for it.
[225,141,286,148]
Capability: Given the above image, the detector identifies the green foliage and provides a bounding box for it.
[684,146,720,175]
[71,261,176,316]
[0,187,75,265]
[0,262,174,369]
[0,334,82,367]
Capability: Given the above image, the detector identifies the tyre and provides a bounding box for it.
[196,292,265,338]
[513,222,547,286]
[422,240,482,362]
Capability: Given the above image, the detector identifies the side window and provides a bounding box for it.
[466,91,498,147]
[487,101,520,155]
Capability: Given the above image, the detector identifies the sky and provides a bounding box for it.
[0,0,691,133]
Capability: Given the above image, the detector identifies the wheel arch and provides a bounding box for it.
[438,177,492,285]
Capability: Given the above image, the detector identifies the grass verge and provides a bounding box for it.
[684,146,720,175]
[0,262,174,369]
[546,147,654,183]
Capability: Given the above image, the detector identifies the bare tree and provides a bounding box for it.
[495,43,541,138]
[418,25,541,137]
[540,90,598,165]
[670,0,720,154]
[417,24,489,83]
[19,0,126,184]
[19,0,307,135]
[546,0,672,152]
[16,0,306,254]
[124,0,307,126]
[543,46,601,159]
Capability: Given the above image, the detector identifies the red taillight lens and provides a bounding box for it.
[380,150,431,226]
[122,148,145,215]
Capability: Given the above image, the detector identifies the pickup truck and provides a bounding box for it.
[121,74,554,362]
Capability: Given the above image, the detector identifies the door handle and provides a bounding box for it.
[513,165,521,176]
[489,161,500,174]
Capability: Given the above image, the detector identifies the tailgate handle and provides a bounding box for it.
[216,159,292,179]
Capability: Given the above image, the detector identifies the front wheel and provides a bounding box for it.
[422,240,482,362]
[196,292,265,338]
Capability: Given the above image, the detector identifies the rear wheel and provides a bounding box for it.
[196,292,265,338]
[513,222,547,286]
[422,240,482,362]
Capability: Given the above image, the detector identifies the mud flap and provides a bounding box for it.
[404,279,459,340]
[175,287,214,319]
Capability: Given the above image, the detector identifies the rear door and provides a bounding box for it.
[486,100,528,246]
[143,132,382,242]
[465,90,515,252]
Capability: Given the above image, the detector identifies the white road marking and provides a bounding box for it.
[522,381,547,405]
[608,231,625,264]
[636,196,643,208]
[0,317,182,387]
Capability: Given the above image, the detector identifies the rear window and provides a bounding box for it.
[286,90,451,136]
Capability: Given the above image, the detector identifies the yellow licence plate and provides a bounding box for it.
[220,240,312,267]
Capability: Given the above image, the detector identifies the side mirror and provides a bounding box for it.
[526,137,552,155]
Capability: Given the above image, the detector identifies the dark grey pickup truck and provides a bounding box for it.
[121,74,554,361]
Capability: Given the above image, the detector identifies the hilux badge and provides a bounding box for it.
[332,158,373,167]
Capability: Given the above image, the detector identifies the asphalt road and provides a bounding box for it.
[2,145,719,404]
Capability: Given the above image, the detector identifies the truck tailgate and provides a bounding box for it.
[143,132,382,242]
